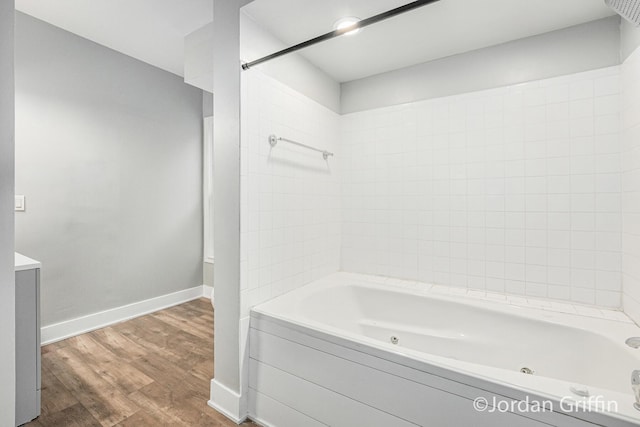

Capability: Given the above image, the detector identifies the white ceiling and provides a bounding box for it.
[244,0,617,82]
[15,0,617,82]
[15,0,213,76]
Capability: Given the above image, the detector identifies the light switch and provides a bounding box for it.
[15,195,25,212]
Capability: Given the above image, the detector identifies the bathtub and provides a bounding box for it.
[248,273,640,427]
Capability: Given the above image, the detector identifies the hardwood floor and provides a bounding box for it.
[27,299,259,427]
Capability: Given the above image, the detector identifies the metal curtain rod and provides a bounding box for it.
[269,134,334,160]
[241,0,441,70]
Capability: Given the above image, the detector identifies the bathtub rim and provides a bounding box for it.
[251,311,640,427]
[251,278,640,426]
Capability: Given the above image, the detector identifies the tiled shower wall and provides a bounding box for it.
[622,47,640,322]
[239,70,341,318]
[341,67,622,308]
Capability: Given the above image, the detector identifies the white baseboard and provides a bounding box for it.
[209,379,247,424]
[41,285,213,345]
[204,285,214,304]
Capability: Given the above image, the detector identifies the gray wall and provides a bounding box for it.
[14,12,204,326]
[0,0,16,423]
[621,19,640,60]
[203,91,214,289]
[204,263,214,288]
[341,17,621,113]
[203,91,213,118]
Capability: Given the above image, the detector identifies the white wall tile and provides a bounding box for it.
[244,66,626,312]
[622,47,640,323]
[240,71,341,317]
[341,67,622,307]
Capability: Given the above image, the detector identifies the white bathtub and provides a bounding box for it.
[248,273,640,427]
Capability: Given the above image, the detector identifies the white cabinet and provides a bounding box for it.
[14,253,41,426]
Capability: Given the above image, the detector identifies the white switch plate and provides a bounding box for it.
[15,195,25,212]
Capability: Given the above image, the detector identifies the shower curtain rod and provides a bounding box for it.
[241,0,441,71]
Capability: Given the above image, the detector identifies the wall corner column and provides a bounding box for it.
[208,0,252,423]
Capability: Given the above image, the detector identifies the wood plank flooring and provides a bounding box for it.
[27,298,259,427]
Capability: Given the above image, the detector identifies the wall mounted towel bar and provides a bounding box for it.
[268,134,334,160]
